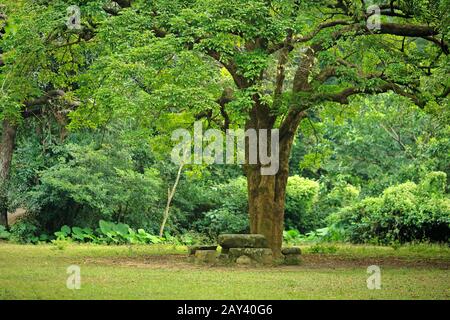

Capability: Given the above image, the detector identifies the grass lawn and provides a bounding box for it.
[0,242,448,300]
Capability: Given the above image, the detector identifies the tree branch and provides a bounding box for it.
[22,90,80,118]
[314,66,337,83]
[218,88,233,131]
[378,22,439,37]
[312,22,446,53]
[268,20,353,53]
[323,82,424,106]
[206,50,249,88]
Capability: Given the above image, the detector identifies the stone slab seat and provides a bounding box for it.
[284,254,301,265]
[188,245,218,255]
[281,247,302,255]
[281,247,302,265]
[194,250,218,263]
[228,248,273,264]
[218,234,269,249]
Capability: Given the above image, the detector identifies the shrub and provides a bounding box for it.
[197,208,249,237]
[283,229,303,244]
[285,175,320,232]
[71,227,96,242]
[283,227,341,244]
[9,219,41,244]
[177,231,212,245]
[333,172,450,244]
[0,225,10,240]
[312,180,360,230]
[50,220,165,245]
[25,143,163,233]
[194,177,249,237]
[326,183,360,208]
[420,171,446,194]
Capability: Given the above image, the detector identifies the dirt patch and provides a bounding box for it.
[84,253,450,271]
[84,255,203,270]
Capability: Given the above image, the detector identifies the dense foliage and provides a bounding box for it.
[0,1,448,247]
[331,172,450,244]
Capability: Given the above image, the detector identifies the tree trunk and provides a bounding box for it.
[0,119,17,229]
[247,167,284,258]
[159,162,184,237]
[246,133,299,257]
[245,98,305,257]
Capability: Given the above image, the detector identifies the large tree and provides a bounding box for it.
[0,0,125,227]
[134,0,447,256]
[1,0,449,257]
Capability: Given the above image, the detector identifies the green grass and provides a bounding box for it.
[0,242,448,300]
[299,242,450,260]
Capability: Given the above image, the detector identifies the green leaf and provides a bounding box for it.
[60,225,71,236]
[99,220,113,235]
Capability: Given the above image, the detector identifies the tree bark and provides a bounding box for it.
[246,128,300,258]
[0,119,17,229]
[247,166,284,258]
[245,96,305,257]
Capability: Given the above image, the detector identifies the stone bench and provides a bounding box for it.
[188,245,218,255]
[189,234,302,265]
[218,234,268,252]
[218,234,272,265]
[187,245,218,263]
[194,249,218,263]
[282,247,302,265]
